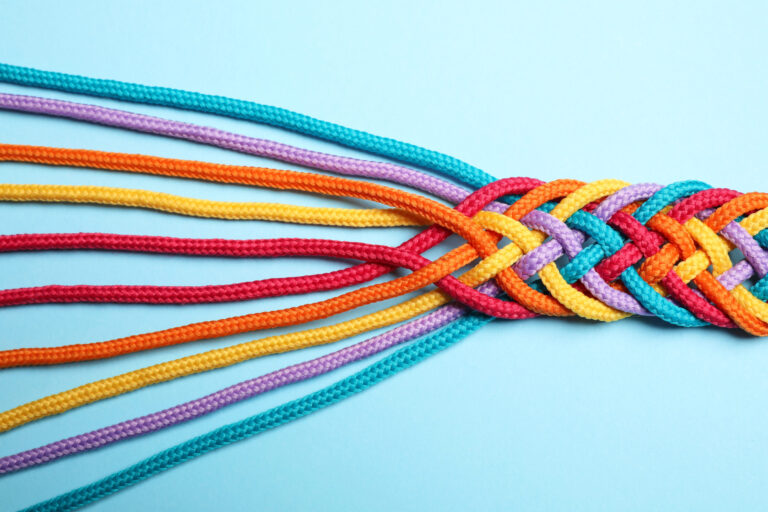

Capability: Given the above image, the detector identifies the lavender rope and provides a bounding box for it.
[0,93,508,213]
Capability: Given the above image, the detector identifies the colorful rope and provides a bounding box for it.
[3,146,768,333]
[20,313,492,512]
[0,63,499,190]
[2,155,768,433]
[0,93,501,210]
[2,125,768,436]
[10,180,767,471]
[0,283,496,475]
[0,63,766,510]
[0,183,423,226]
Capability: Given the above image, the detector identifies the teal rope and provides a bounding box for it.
[22,313,491,512]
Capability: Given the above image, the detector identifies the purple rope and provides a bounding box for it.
[698,208,768,288]
[0,282,498,475]
[721,223,768,278]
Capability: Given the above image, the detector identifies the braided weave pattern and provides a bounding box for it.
[2,149,768,436]
[1,63,767,511]
[4,145,768,330]
[1,95,764,317]
[14,199,768,512]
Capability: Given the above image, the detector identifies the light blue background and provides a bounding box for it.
[1,1,767,510]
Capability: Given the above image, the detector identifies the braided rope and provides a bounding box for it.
[16,199,768,512]
[5,146,767,327]
[1,148,562,368]
[3,99,767,323]
[16,186,765,470]
[1,63,767,510]
[11,192,768,511]
[2,168,768,434]
[1,146,767,434]
[5,144,768,326]
[3,96,767,317]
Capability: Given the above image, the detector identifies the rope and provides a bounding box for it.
[0,63,498,190]
[0,208,535,432]
[3,173,768,434]
[20,312,491,512]
[1,146,767,433]
[0,183,423,225]
[0,283,495,475]
[2,63,768,510]
[0,147,564,369]
[0,93,498,210]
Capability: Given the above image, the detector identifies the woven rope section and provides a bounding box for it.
[2,145,768,338]
[1,63,766,512]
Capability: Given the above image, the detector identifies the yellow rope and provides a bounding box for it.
[0,183,426,227]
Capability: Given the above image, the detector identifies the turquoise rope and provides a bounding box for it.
[633,181,711,225]
[22,313,491,512]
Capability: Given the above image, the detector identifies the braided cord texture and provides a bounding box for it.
[5,145,768,330]
[15,189,768,512]
[2,174,768,434]
[3,145,768,331]
[1,141,767,437]
[1,64,768,510]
